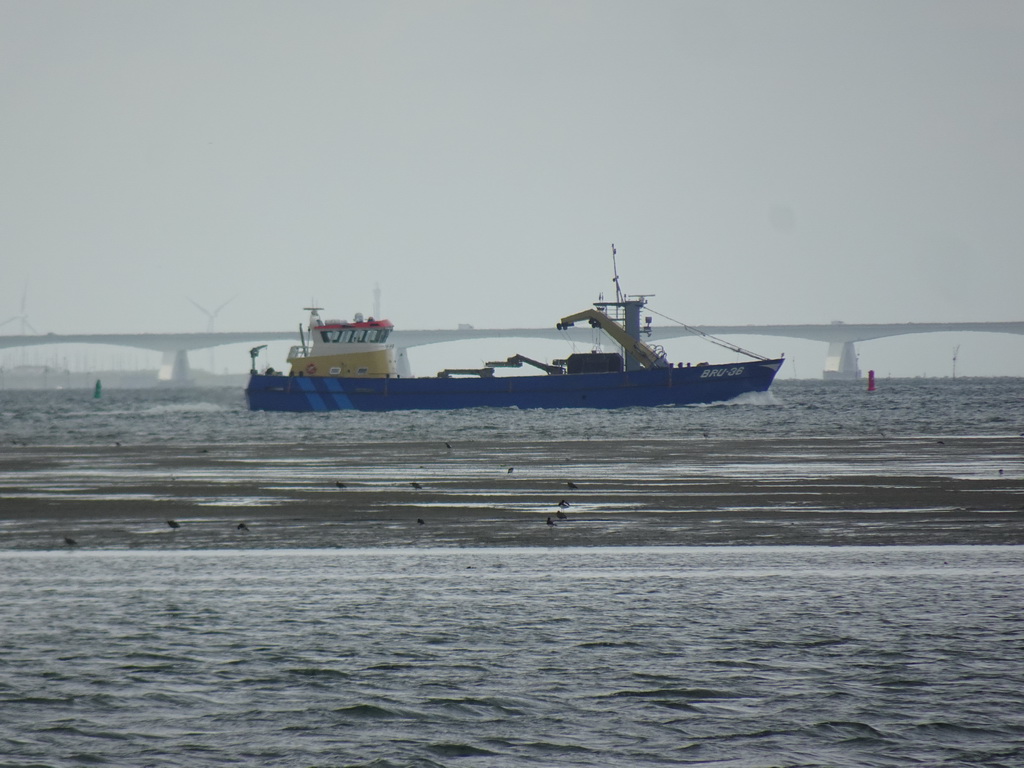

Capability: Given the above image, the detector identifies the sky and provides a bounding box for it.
[2,0,1023,378]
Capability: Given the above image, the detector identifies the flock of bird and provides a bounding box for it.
[332,452,583,529]
[62,442,583,546]
[64,517,248,546]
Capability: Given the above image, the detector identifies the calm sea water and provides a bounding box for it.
[1,377,1022,446]
[1,379,1023,766]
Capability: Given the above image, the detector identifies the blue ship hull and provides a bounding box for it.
[245,359,783,412]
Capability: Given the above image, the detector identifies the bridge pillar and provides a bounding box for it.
[158,350,193,384]
[823,341,861,380]
[395,347,413,378]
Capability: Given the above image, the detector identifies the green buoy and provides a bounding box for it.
[94,379,102,399]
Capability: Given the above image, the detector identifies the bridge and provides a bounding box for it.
[1,321,1022,382]
[650,321,1024,380]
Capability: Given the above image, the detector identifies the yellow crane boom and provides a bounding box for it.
[557,308,668,370]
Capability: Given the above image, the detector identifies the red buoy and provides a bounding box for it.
[867,370,876,392]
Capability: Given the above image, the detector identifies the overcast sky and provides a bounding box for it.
[2,1,1022,377]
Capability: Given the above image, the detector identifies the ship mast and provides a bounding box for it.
[300,305,323,356]
[596,244,654,371]
[611,243,624,305]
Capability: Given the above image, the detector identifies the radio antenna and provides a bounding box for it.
[611,243,624,303]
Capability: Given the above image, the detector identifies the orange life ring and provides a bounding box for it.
[305,363,317,375]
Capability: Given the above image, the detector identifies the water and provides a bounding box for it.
[2,377,1022,446]
[1,546,1022,767]
[1,379,1023,766]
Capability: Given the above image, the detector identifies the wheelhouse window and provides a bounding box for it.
[320,327,390,343]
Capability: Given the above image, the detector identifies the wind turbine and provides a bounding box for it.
[0,285,38,335]
[188,295,236,374]
[188,295,236,332]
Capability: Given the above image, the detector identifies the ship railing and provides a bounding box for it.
[607,305,626,324]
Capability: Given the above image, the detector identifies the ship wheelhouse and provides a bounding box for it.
[286,310,399,379]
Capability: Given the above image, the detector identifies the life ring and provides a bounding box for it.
[305,363,317,375]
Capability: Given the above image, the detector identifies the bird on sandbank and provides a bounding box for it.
[64,537,77,547]
[555,510,568,520]
[335,481,346,488]
[166,520,181,529]
[546,517,556,526]
[566,481,579,490]
[445,442,452,449]
[237,522,250,531]
[507,467,514,474]
[557,499,570,508]
[417,518,425,525]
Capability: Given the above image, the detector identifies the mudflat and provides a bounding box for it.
[1,436,1022,549]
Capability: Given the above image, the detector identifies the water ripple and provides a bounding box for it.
[0,546,1021,766]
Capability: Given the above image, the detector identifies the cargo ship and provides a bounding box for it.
[245,283,783,412]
